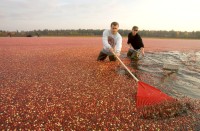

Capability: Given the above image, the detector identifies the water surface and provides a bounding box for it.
[120,51,200,99]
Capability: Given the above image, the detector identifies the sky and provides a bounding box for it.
[0,0,200,31]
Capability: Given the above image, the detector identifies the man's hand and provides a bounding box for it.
[142,51,145,56]
[141,48,145,56]
[129,44,132,48]
[109,48,114,52]
[109,48,120,56]
[115,53,120,57]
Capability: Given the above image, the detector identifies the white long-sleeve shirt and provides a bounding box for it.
[102,29,122,54]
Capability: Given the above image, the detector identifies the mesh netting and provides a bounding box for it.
[136,81,174,108]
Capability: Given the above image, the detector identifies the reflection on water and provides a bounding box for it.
[119,51,200,99]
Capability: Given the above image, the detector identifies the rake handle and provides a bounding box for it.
[111,50,139,82]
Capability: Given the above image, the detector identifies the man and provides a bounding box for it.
[127,26,145,60]
[97,22,122,61]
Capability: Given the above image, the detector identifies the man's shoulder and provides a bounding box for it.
[103,29,110,33]
[116,32,122,38]
[103,29,111,36]
[128,32,132,37]
[136,33,142,38]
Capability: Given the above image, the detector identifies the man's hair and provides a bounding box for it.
[111,22,119,27]
[132,26,138,30]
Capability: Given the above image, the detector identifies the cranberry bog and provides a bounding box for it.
[0,37,200,130]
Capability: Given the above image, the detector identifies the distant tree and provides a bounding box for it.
[0,29,199,39]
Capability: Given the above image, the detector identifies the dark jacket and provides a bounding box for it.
[127,33,144,49]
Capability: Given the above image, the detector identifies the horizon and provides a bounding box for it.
[1,0,200,32]
[1,28,199,33]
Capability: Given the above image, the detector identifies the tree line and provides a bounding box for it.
[0,29,200,39]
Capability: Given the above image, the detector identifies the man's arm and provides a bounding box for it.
[127,33,132,48]
[102,30,112,50]
[115,36,122,56]
[138,36,145,56]
[127,33,131,45]
[138,35,144,47]
[141,47,145,56]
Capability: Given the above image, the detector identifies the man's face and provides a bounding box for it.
[111,25,119,34]
[132,29,138,36]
